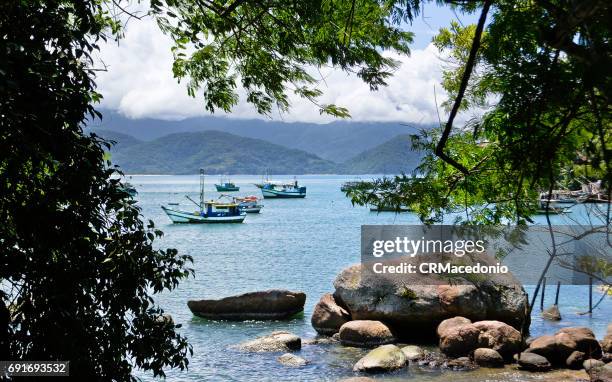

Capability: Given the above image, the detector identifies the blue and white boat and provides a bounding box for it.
[260,179,306,199]
[161,170,246,223]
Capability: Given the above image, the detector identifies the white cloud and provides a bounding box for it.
[95,16,450,124]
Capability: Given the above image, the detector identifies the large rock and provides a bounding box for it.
[437,318,522,359]
[311,293,351,335]
[236,331,301,352]
[187,290,305,320]
[333,259,529,337]
[437,316,472,337]
[339,320,396,348]
[474,348,504,367]
[516,352,552,371]
[472,320,522,359]
[353,344,407,373]
[438,323,480,357]
[527,327,602,365]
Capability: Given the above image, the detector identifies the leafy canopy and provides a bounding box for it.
[152,0,415,117]
[1,1,192,379]
[347,0,611,225]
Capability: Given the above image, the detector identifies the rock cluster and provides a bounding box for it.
[437,317,522,359]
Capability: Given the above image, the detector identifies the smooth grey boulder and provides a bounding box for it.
[277,353,308,367]
[401,345,425,361]
[516,352,552,371]
[311,293,351,335]
[333,258,529,337]
[353,344,407,373]
[236,331,301,352]
[188,290,305,320]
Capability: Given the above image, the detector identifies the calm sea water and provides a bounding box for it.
[131,175,611,381]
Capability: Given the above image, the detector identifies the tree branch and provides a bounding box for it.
[435,0,491,175]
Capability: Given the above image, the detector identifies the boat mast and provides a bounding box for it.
[199,168,205,211]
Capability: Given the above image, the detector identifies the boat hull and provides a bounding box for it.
[161,206,246,223]
[261,189,306,198]
[241,206,262,213]
[215,185,240,192]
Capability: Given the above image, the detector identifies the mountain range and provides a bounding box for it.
[89,110,427,163]
[91,112,427,174]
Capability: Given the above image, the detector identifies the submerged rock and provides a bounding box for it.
[401,345,425,361]
[353,344,407,373]
[446,356,476,370]
[277,353,308,367]
[541,305,562,321]
[187,290,305,320]
[333,259,529,338]
[311,293,351,335]
[236,331,301,352]
[516,352,552,371]
[474,348,504,368]
[339,320,396,348]
[339,378,376,382]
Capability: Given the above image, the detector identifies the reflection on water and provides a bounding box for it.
[131,175,610,381]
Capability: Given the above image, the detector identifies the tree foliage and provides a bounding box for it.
[1,1,192,379]
[152,0,415,117]
[347,0,611,225]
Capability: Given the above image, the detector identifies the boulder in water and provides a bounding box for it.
[277,353,308,367]
[474,348,504,367]
[187,290,305,320]
[236,331,301,352]
[333,259,529,337]
[353,344,407,373]
[339,320,396,348]
[516,352,552,371]
[311,293,351,335]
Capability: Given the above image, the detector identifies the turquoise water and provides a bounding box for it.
[131,175,611,381]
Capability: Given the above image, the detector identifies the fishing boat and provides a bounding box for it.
[215,177,240,192]
[260,179,306,198]
[161,170,246,223]
[235,195,264,213]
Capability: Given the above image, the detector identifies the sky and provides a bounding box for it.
[96,3,478,124]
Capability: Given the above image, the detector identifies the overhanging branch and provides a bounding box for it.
[435,0,491,175]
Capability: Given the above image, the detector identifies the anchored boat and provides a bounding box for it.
[161,170,246,223]
[235,195,264,213]
[260,179,306,199]
[215,177,240,192]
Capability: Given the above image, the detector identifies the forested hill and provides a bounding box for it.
[342,134,423,175]
[89,110,426,162]
[109,130,339,175]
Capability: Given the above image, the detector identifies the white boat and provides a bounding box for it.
[260,178,306,198]
[161,170,246,224]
